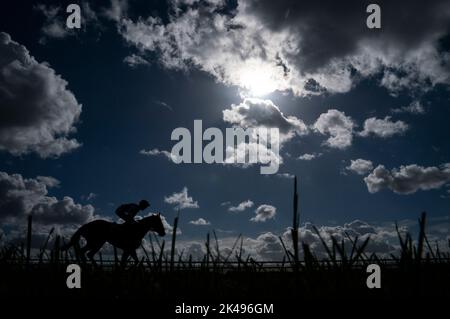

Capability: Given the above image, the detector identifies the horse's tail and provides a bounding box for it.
[61,225,85,251]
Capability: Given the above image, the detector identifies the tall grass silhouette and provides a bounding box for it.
[1,176,449,299]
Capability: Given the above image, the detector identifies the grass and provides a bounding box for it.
[0,176,449,299]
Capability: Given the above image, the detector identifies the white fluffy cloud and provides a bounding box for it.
[164,186,199,210]
[313,109,354,149]
[392,100,425,115]
[250,204,276,222]
[189,218,211,226]
[223,98,308,141]
[298,153,321,161]
[157,214,181,235]
[0,171,95,226]
[364,163,450,194]
[359,116,408,138]
[312,112,409,151]
[0,32,82,158]
[222,98,301,172]
[228,200,254,212]
[223,141,282,169]
[346,159,374,175]
[140,148,178,162]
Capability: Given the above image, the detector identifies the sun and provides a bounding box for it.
[237,61,282,96]
[240,68,277,96]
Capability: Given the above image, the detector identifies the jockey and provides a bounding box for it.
[115,200,150,223]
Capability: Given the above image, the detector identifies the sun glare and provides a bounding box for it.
[238,62,281,96]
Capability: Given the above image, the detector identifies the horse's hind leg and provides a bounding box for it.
[121,251,130,268]
[85,240,106,264]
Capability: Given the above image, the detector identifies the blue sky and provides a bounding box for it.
[0,0,449,255]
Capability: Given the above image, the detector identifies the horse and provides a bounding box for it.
[62,213,166,265]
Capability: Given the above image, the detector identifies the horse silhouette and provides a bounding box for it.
[62,213,166,265]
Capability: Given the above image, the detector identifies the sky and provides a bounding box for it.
[0,0,449,259]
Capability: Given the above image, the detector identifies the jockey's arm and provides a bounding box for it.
[115,205,131,220]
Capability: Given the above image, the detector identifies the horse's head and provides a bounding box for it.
[143,213,166,237]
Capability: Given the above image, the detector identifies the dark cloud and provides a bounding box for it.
[364,163,450,194]
[223,98,308,140]
[0,171,94,226]
[244,0,450,72]
[31,196,94,225]
[119,0,450,95]
[0,32,82,157]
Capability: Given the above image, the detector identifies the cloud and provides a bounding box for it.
[117,0,450,96]
[0,171,95,226]
[123,54,150,67]
[313,109,354,149]
[392,100,425,115]
[81,192,97,201]
[248,232,285,260]
[364,163,450,194]
[228,200,254,212]
[140,148,178,162]
[189,218,211,226]
[359,116,408,138]
[164,186,199,210]
[103,0,128,22]
[276,173,295,179]
[222,98,304,172]
[298,153,321,161]
[158,214,181,235]
[34,4,71,41]
[223,141,282,171]
[35,3,100,42]
[0,32,82,158]
[36,176,60,188]
[31,196,95,225]
[250,204,276,222]
[223,98,308,141]
[346,159,374,175]
[241,0,450,94]
[313,112,407,150]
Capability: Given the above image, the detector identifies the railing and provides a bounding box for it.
[3,257,450,271]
